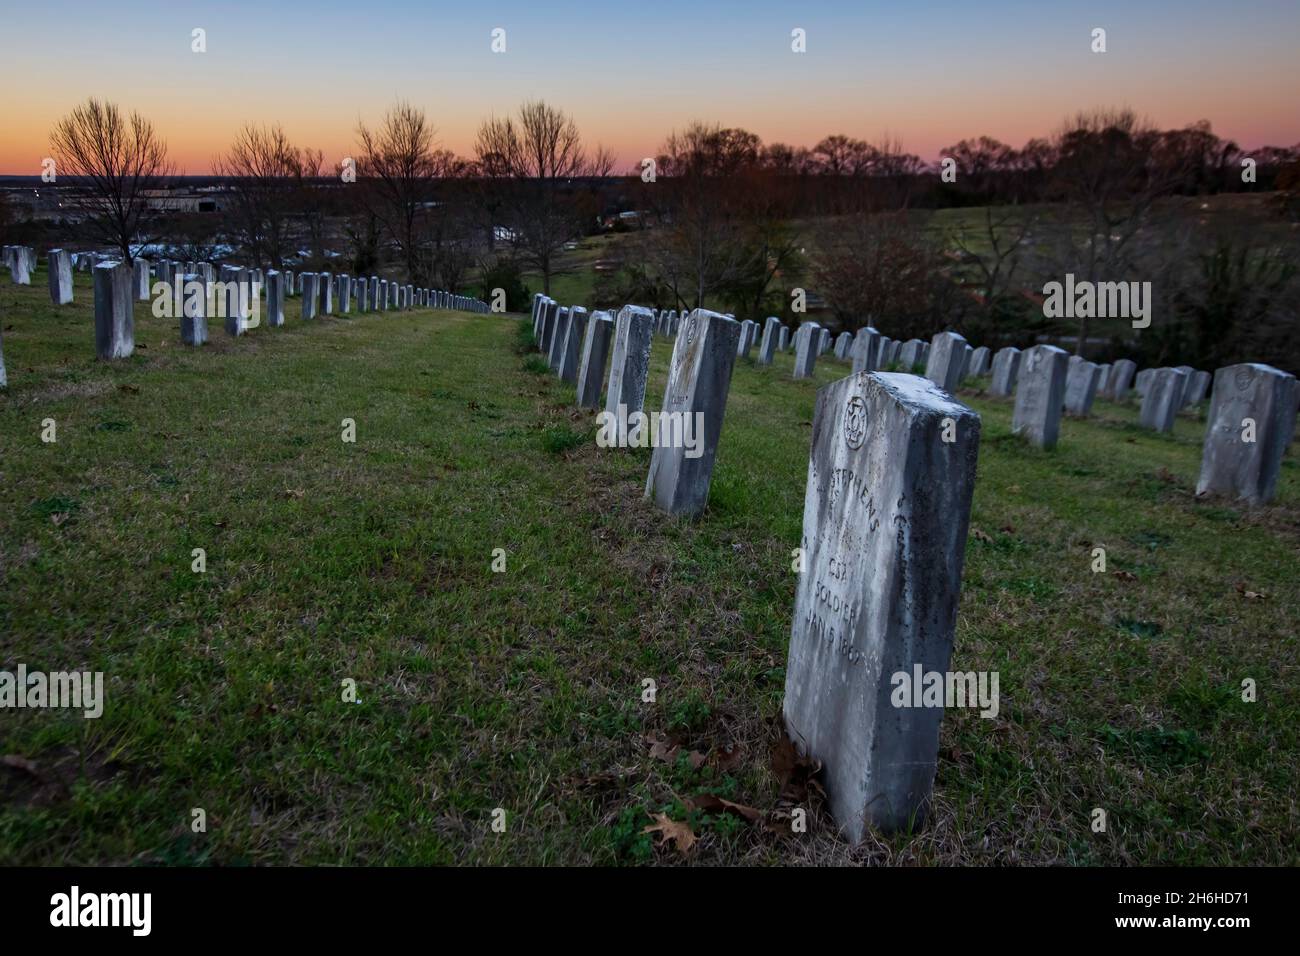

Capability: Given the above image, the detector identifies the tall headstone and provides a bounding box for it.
[133,258,151,300]
[737,320,758,359]
[576,311,615,409]
[758,317,782,365]
[539,299,559,356]
[559,306,589,384]
[10,247,31,284]
[337,275,352,315]
[605,305,655,442]
[925,332,968,392]
[778,326,790,351]
[783,371,980,840]
[1012,345,1069,448]
[989,347,1021,397]
[1107,358,1137,401]
[1063,359,1102,416]
[180,274,208,346]
[548,307,571,372]
[301,273,319,320]
[48,249,73,304]
[851,327,882,374]
[93,261,134,359]
[1140,368,1188,433]
[1196,363,1298,504]
[793,323,822,379]
[644,310,741,517]
[265,270,285,328]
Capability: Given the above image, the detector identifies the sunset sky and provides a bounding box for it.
[1,0,1296,175]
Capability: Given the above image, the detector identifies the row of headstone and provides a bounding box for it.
[3,245,35,285]
[530,294,742,518]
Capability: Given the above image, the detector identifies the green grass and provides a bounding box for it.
[1,267,1297,865]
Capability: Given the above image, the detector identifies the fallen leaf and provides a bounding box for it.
[1235,582,1267,600]
[118,384,140,394]
[998,524,1016,535]
[281,488,305,500]
[972,528,993,544]
[1112,570,1137,582]
[711,742,745,773]
[643,813,696,855]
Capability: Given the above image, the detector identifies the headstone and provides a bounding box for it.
[924,332,967,392]
[1197,363,1298,504]
[758,317,782,366]
[793,323,822,379]
[818,328,832,356]
[180,274,208,346]
[265,270,285,328]
[1011,345,1069,448]
[778,326,790,351]
[783,371,980,840]
[548,307,571,372]
[301,273,319,320]
[559,306,589,384]
[850,327,882,374]
[968,346,990,377]
[605,305,655,442]
[577,311,615,409]
[644,310,741,516]
[1063,359,1102,416]
[1174,365,1195,407]
[738,320,758,359]
[0,320,6,389]
[93,261,134,359]
[1135,368,1153,398]
[133,258,151,300]
[319,272,334,315]
[1185,370,1211,406]
[989,347,1021,397]
[898,339,925,371]
[1139,368,1188,433]
[539,299,559,356]
[956,343,974,383]
[1107,358,1137,401]
[10,247,31,284]
[1096,363,1112,395]
[338,275,352,315]
[834,332,854,361]
[48,249,73,304]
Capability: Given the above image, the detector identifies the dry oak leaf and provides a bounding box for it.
[1112,570,1137,582]
[643,813,696,856]
[687,793,763,823]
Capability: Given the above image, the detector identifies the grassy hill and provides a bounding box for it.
[1,266,1296,864]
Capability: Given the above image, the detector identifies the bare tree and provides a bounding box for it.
[49,98,174,262]
[355,101,451,282]
[214,124,320,269]
[475,100,612,294]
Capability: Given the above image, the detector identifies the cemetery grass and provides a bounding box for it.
[2,269,1298,866]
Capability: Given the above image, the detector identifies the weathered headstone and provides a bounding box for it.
[10,246,31,284]
[1139,367,1188,433]
[265,270,284,328]
[738,320,758,359]
[548,307,571,372]
[778,326,790,351]
[989,347,1021,397]
[337,275,352,315]
[898,339,925,371]
[645,310,741,517]
[1174,365,1195,407]
[968,346,990,378]
[793,323,822,379]
[925,331,968,392]
[1107,358,1137,401]
[132,258,151,300]
[1196,363,1298,504]
[1012,345,1069,448]
[784,371,980,840]
[758,317,782,366]
[180,274,208,346]
[1063,359,1102,416]
[48,249,73,304]
[834,332,854,361]
[1135,368,1153,398]
[301,273,319,320]
[605,305,655,442]
[818,328,832,355]
[93,261,134,359]
[577,311,615,409]
[1185,370,1211,406]
[851,327,882,374]
[539,299,559,356]
[559,306,589,384]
